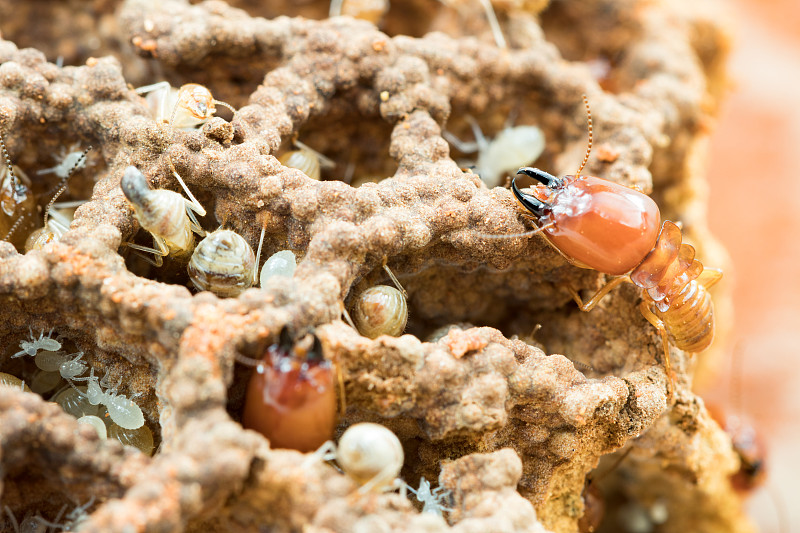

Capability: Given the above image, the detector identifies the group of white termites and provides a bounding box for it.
[4,328,151,454]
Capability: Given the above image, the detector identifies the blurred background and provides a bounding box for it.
[702,0,800,531]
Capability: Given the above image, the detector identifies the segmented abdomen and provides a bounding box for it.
[656,279,715,352]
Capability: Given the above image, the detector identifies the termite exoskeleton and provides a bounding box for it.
[120,165,206,266]
[510,97,722,399]
[278,140,335,181]
[242,328,337,452]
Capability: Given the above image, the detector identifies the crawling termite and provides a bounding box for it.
[136,82,235,129]
[120,165,206,266]
[507,96,721,399]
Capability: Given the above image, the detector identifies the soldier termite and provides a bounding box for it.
[505,96,722,399]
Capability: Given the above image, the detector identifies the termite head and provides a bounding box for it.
[513,167,661,275]
[177,84,215,120]
[242,327,336,452]
[120,166,151,215]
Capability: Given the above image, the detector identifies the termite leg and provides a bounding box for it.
[477,0,507,49]
[567,276,632,312]
[357,462,399,495]
[254,224,266,285]
[123,236,169,267]
[135,81,172,123]
[442,130,479,154]
[382,259,407,298]
[638,301,674,401]
[697,267,723,289]
[182,199,206,237]
[464,115,490,153]
[340,301,357,330]
[335,361,346,416]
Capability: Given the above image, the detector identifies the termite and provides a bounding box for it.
[278,140,336,181]
[0,129,38,247]
[444,115,545,189]
[311,422,406,495]
[241,327,337,453]
[25,146,92,252]
[187,228,256,297]
[509,96,722,399]
[348,263,409,339]
[120,165,206,266]
[136,82,235,129]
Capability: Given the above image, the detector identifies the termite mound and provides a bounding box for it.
[0,1,748,532]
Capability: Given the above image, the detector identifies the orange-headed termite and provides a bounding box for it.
[511,96,722,399]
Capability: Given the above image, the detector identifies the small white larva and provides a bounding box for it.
[351,285,408,339]
[83,375,145,430]
[445,119,545,188]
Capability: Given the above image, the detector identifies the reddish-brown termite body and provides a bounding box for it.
[242,328,337,452]
[511,97,722,397]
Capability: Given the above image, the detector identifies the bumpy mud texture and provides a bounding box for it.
[0,0,752,532]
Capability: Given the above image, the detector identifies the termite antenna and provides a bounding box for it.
[43,146,92,228]
[575,94,593,179]
[0,127,19,192]
[477,0,507,49]
[475,222,555,240]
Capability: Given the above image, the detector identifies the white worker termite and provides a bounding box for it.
[74,369,145,430]
[407,477,452,517]
[36,145,90,179]
[25,145,91,252]
[12,328,62,358]
[444,115,544,188]
[120,165,206,266]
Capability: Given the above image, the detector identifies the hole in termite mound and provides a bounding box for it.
[0,327,160,457]
[278,93,397,186]
[443,98,587,190]
[1,132,103,252]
